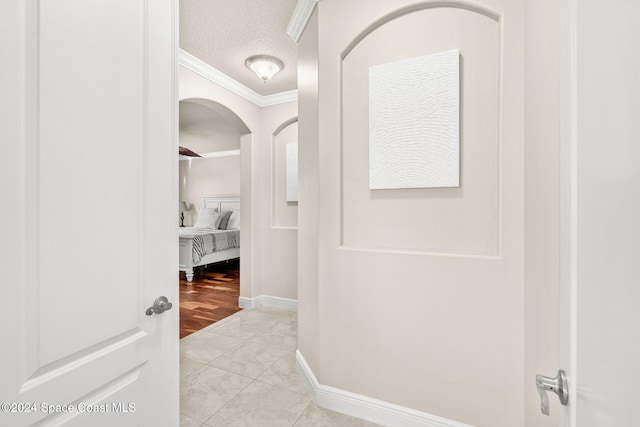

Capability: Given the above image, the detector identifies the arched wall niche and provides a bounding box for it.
[341,0,500,59]
[339,3,502,256]
[271,117,299,229]
[273,116,298,137]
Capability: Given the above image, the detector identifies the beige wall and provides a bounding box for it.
[258,104,299,300]
[342,8,499,257]
[179,66,299,302]
[297,9,321,375]
[524,0,560,425]
[297,1,538,426]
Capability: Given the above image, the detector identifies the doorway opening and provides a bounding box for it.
[178,98,251,338]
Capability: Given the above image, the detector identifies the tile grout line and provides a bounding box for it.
[180,336,246,366]
[179,360,208,382]
[202,379,258,426]
[201,362,267,383]
[252,376,310,397]
[204,345,287,380]
[290,400,314,427]
[180,372,255,424]
[203,379,312,427]
[181,307,301,426]
[200,319,298,352]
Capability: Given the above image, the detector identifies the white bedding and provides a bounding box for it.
[179,228,240,264]
[180,196,241,282]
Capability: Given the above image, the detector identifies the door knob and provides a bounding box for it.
[536,370,568,415]
[146,296,173,316]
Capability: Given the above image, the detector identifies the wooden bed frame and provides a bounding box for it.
[179,195,240,282]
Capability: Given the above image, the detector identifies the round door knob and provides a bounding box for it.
[145,296,173,316]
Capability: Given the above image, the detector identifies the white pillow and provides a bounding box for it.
[193,208,223,229]
[226,210,240,230]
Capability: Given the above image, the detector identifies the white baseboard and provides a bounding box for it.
[238,296,258,309]
[295,351,475,427]
[238,295,298,311]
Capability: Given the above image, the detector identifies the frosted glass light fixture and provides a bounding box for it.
[245,55,284,82]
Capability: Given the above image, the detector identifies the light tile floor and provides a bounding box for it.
[180,307,379,427]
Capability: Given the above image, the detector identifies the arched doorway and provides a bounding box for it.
[178,97,254,337]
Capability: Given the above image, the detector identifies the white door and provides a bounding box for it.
[0,0,178,426]
[559,0,640,425]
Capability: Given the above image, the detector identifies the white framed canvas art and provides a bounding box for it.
[369,49,460,189]
[286,143,298,202]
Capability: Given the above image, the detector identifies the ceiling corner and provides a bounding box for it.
[286,0,318,42]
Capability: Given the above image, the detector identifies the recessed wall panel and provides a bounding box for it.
[341,8,500,256]
[272,121,299,228]
[369,49,459,190]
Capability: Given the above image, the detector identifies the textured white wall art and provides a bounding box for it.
[286,143,299,202]
[369,49,460,189]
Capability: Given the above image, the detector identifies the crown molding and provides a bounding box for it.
[179,49,298,107]
[286,0,318,42]
[261,90,300,106]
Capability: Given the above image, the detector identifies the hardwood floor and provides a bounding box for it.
[179,259,241,338]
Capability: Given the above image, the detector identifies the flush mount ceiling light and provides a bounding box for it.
[245,55,284,83]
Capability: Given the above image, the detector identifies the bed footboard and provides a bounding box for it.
[179,236,195,282]
[179,235,239,282]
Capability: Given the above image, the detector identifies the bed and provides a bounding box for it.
[179,195,240,282]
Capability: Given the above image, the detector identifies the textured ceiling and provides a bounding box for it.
[180,0,299,96]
